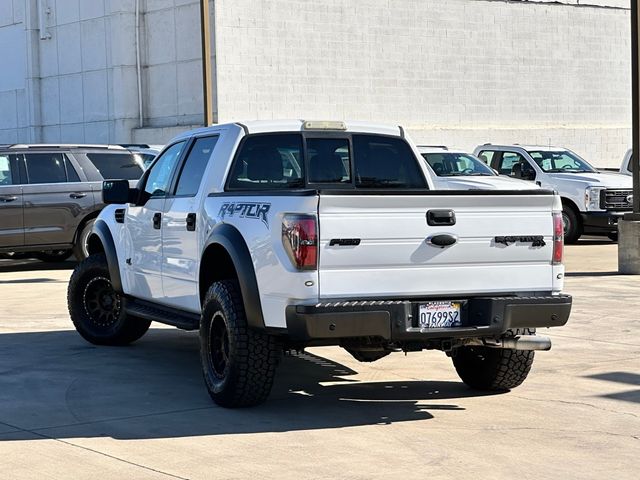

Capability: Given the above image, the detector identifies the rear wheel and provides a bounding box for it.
[607,232,618,242]
[68,253,150,345]
[562,206,582,244]
[452,328,536,391]
[200,280,280,408]
[34,249,73,262]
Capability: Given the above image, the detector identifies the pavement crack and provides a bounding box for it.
[0,420,189,480]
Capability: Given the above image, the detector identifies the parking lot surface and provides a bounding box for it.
[0,240,638,479]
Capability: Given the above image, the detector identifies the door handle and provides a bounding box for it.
[186,213,196,231]
[0,195,17,203]
[70,192,87,199]
[153,212,162,229]
[427,209,456,226]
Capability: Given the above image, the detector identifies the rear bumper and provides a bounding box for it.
[581,211,626,233]
[285,294,572,343]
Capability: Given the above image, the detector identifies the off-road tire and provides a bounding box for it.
[73,219,96,261]
[345,348,391,363]
[452,328,536,391]
[68,253,150,345]
[562,205,582,244]
[607,232,619,242]
[34,249,73,262]
[200,280,279,408]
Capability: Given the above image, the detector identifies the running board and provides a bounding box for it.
[124,297,200,331]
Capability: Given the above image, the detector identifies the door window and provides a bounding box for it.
[497,152,526,176]
[174,136,219,196]
[0,155,14,185]
[24,153,69,184]
[477,151,494,165]
[143,141,186,197]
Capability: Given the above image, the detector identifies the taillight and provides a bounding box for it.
[282,214,318,270]
[552,212,564,265]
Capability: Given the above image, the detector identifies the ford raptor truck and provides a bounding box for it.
[67,120,572,408]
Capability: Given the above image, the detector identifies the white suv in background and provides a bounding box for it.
[418,146,535,191]
[474,144,632,243]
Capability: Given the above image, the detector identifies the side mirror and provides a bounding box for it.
[102,180,136,204]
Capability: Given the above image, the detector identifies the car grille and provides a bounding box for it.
[600,189,633,210]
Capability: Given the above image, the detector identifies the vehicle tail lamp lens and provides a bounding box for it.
[553,212,564,265]
[282,214,318,270]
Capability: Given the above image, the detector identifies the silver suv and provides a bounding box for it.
[0,144,144,262]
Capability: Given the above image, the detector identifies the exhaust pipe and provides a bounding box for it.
[464,335,552,351]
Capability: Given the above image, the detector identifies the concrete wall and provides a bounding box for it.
[214,0,632,166]
[0,0,633,167]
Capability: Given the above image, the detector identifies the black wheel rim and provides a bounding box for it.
[82,276,121,328]
[562,212,570,235]
[209,311,230,379]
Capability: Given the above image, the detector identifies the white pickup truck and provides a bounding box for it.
[474,144,633,243]
[67,120,571,408]
[418,146,535,190]
[605,149,632,176]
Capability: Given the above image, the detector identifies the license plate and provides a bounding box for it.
[419,301,462,328]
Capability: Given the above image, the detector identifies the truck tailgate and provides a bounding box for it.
[318,192,558,299]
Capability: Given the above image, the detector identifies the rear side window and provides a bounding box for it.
[175,136,219,196]
[353,135,426,188]
[24,153,69,184]
[477,151,494,164]
[86,152,144,180]
[227,134,304,190]
[0,155,14,185]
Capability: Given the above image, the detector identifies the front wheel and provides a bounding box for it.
[200,280,280,408]
[562,206,582,244]
[67,253,150,345]
[452,329,536,391]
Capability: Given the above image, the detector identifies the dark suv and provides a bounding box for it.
[0,144,145,262]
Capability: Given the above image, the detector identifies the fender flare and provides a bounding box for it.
[203,223,265,330]
[91,219,123,294]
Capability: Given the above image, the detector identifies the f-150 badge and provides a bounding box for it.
[494,236,546,247]
[219,202,271,226]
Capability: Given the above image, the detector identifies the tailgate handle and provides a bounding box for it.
[427,209,456,226]
[427,234,458,248]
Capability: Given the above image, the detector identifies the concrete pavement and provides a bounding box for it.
[0,242,638,479]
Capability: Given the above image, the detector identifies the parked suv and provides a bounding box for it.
[474,144,632,243]
[0,144,144,262]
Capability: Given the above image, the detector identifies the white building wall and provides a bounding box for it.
[214,0,632,166]
[0,0,634,166]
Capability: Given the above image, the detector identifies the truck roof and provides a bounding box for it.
[171,120,405,142]
[478,144,569,152]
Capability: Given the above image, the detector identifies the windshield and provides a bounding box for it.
[422,152,495,177]
[528,150,596,173]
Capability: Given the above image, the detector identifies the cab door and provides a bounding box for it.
[161,135,219,313]
[0,153,24,249]
[124,141,187,302]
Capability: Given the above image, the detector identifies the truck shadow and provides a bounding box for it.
[0,329,497,441]
[0,258,76,273]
